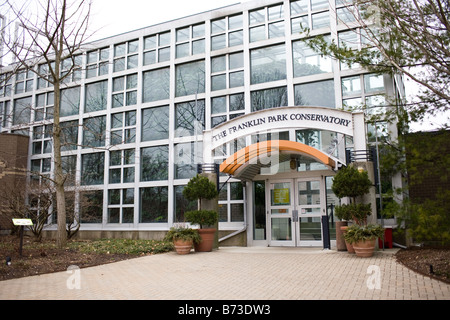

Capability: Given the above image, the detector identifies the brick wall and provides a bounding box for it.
[0,133,30,230]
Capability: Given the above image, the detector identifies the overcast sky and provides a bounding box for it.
[89,0,248,41]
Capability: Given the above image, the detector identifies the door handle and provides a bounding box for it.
[292,210,298,222]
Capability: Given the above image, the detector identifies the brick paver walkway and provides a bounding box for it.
[1,247,449,300]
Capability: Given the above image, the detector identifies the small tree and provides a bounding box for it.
[332,165,373,225]
[182,174,218,230]
[182,174,218,210]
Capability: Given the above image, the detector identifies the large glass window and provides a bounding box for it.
[114,39,139,72]
[60,86,80,117]
[176,23,205,58]
[143,68,170,102]
[140,145,169,181]
[80,190,103,223]
[32,124,52,155]
[294,80,335,108]
[296,129,339,157]
[140,187,168,223]
[251,45,286,84]
[108,188,134,223]
[112,74,137,108]
[14,70,33,94]
[175,60,205,97]
[109,149,135,184]
[111,111,136,145]
[35,92,54,121]
[81,152,105,185]
[86,47,109,78]
[141,106,169,141]
[83,115,106,148]
[60,120,79,151]
[292,37,332,77]
[342,75,361,97]
[251,87,288,112]
[211,52,244,91]
[211,93,245,128]
[85,80,108,112]
[174,141,203,179]
[174,185,197,223]
[175,100,205,137]
[218,182,245,222]
[144,31,171,65]
[13,96,32,125]
[211,14,243,50]
[249,4,285,43]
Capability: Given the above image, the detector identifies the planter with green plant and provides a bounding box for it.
[343,224,385,257]
[185,209,218,252]
[332,165,373,253]
[183,174,219,252]
[164,225,201,255]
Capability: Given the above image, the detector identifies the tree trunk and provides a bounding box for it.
[53,75,67,249]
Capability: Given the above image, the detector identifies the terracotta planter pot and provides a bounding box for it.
[336,221,348,251]
[194,228,216,252]
[340,226,355,253]
[173,239,193,255]
[353,238,376,257]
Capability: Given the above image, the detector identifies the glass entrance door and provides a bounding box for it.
[268,181,295,246]
[268,178,325,247]
[296,179,324,246]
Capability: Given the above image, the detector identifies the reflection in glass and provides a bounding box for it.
[176,60,205,97]
[140,145,169,181]
[175,100,205,137]
[293,38,332,77]
[294,80,335,108]
[60,87,80,117]
[141,106,169,141]
[140,187,168,223]
[174,141,203,179]
[271,218,292,240]
[143,68,170,102]
[251,87,288,111]
[81,152,104,185]
[83,116,106,148]
[251,44,286,84]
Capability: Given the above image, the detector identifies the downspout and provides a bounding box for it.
[219,184,247,242]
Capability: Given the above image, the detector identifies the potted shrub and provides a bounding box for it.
[183,174,219,252]
[332,165,373,253]
[185,209,218,252]
[164,225,201,255]
[343,224,385,257]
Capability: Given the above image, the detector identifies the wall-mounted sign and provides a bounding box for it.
[273,188,290,205]
[205,106,358,150]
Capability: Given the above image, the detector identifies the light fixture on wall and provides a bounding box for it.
[290,158,297,170]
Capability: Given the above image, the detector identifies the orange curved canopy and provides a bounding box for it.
[220,140,336,177]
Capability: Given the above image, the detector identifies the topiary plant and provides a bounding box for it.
[182,174,218,210]
[332,165,373,225]
[185,210,218,229]
[331,165,372,203]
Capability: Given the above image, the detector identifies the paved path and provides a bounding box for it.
[1,247,449,300]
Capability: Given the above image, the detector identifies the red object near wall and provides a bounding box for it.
[378,227,393,249]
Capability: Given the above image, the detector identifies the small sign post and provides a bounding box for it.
[12,219,33,256]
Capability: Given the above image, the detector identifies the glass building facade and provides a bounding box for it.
[0,0,404,245]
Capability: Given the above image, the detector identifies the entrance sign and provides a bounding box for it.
[12,218,33,226]
[12,218,33,256]
[205,106,359,151]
